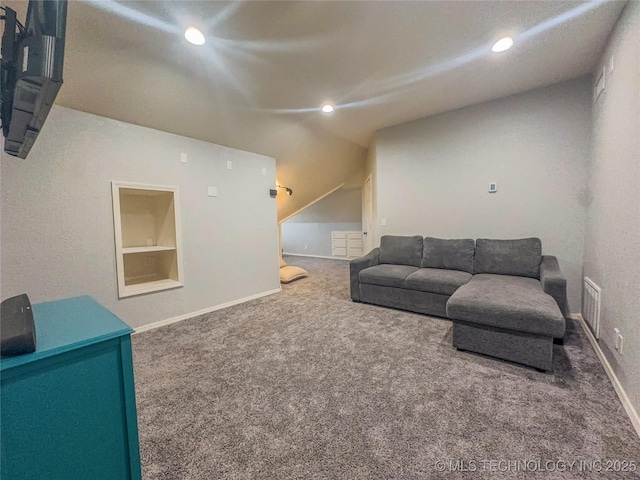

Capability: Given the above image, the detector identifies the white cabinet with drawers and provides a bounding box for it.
[332,231,364,258]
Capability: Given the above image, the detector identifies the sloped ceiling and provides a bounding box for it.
[4,1,625,220]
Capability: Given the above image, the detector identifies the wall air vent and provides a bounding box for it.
[583,277,602,339]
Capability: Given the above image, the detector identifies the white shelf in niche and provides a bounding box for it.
[122,246,176,254]
[112,181,184,298]
[122,278,183,297]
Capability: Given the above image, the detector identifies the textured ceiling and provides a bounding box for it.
[3,1,625,218]
[54,0,624,146]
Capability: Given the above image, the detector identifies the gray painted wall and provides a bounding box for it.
[374,78,592,314]
[584,2,640,414]
[282,222,363,257]
[1,106,280,329]
[282,188,362,257]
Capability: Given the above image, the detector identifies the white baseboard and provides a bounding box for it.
[570,313,640,438]
[283,252,351,261]
[133,288,282,334]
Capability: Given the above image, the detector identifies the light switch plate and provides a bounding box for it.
[381,218,387,226]
[262,167,267,176]
[208,186,217,197]
[180,152,188,164]
[227,160,232,170]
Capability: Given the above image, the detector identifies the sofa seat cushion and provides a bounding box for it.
[446,274,565,338]
[405,268,472,296]
[359,264,419,288]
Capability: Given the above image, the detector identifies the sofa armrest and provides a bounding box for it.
[350,248,380,301]
[540,255,568,318]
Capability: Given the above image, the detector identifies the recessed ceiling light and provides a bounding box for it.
[185,26,205,46]
[321,103,334,113]
[492,36,513,53]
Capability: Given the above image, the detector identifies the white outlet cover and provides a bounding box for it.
[262,167,267,176]
[381,218,387,226]
[227,160,232,170]
[180,152,188,164]
[208,186,217,197]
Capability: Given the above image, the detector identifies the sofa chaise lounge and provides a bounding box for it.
[350,236,567,371]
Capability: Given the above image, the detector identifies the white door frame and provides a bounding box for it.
[363,175,373,253]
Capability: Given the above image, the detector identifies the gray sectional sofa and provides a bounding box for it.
[350,236,567,371]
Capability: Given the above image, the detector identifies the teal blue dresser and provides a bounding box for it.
[1,296,142,480]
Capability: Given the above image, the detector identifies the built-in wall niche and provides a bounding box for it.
[112,182,184,298]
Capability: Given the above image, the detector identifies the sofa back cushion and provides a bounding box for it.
[379,235,423,267]
[421,237,475,273]
[474,238,542,278]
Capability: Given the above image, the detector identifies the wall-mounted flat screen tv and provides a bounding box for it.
[1,0,67,159]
